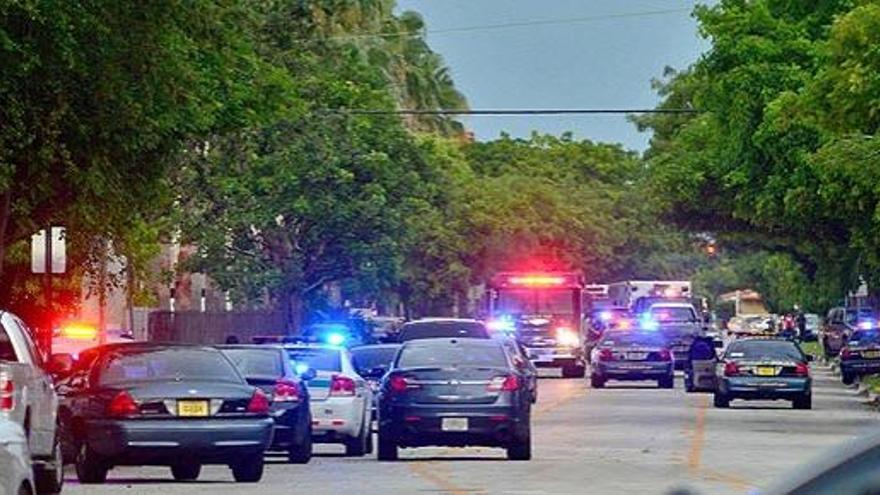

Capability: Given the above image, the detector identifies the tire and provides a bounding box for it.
[659,375,674,389]
[507,419,532,461]
[562,364,586,379]
[842,372,855,386]
[231,456,264,483]
[288,431,313,464]
[74,442,108,484]
[713,392,730,409]
[793,395,812,410]
[34,432,64,494]
[171,462,201,481]
[344,415,369,457]
[590,374,605,389]
[18,483,32,495]
[377,426,398,462]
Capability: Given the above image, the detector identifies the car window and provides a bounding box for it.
[286,348,341,372]
[848,331,880,346]
[397,341,508,368]
[0,322,18,362]
[601,332,666,347]
[726,341,804,361]
[221,348,283,379]
[649,306,696,322]
[350,346,399,374]
[399,321,489,341]
[793,445,880,495]
[846,309,875,325]
[98,348,243,386]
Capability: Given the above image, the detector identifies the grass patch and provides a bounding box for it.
[863,375,880,394]
[799,341,821,358]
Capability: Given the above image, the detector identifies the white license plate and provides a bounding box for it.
[441,417,468,432]
[625,353,647,361]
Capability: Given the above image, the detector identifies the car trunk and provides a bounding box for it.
[400,366,509,405]
[119,380,252,418]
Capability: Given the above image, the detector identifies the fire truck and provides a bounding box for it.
[485,272,586,378]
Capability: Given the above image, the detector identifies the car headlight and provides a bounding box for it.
[556,327,580,347]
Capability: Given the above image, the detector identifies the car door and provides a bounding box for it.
[9,316,56,457]
[340,350,370,428]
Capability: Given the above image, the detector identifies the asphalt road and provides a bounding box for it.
[64,364,876,495]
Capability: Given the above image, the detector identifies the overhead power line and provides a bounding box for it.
[323,7,693,42]
[325,108,698,116]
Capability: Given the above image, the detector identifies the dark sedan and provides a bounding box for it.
[589,331,675,388]
[377,338,532,461]
[714,338,812,409]
[219,345,313,463]
[56,343,273,483]
[839,330,880,385]
[351,344,401,415]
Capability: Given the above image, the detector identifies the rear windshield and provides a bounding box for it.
[846,308,874,324]
[286,348,341,372]
[221,348,283,379]
[848,331,880,346]
[351,346,399,374]
[649,306,696,322]
[725,341,803,361]
[0,325,17,362]
[399,321,489,341]
[99,348,242,386]
[601,332,665,347]
[397,341,508,368]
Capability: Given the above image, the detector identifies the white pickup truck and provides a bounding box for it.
[0,311,63,494]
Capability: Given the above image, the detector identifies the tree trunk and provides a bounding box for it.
[283,289,304,335]
[0,191,11,279]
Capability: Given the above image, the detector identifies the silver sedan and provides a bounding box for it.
[0,418,33,495]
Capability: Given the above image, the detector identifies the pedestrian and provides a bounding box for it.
[796,307,807,340]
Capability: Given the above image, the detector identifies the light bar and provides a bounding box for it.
[59,323,98,340]
[508,275,566,287]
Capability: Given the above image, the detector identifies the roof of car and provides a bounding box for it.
[282,342,344,351]
[350,343,401,351]
[648,302,695,309]
[406,318,483,324]
[402,337,500,347]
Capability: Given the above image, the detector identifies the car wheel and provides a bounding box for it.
[231,456,264,483]
[75,442,108,484]
[507,418,532,461]
[659,375,674,389]
[377,426,398,462]
[34,431,64,494]
[842,372,855,386]
[793,395,812,410]
[288,431,313,464]
[344,415,369,457]
[713,392,730,409]
[590,374,605,389]
[171,462,201,481]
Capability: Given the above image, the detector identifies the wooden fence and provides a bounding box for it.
[147,311,288,344]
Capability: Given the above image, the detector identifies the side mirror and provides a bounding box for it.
[46,353,74,379]
[299,368,317,381]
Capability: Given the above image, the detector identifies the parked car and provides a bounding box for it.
[377,337,533,461]
[218,345,313,463]
[0,418,34,495]
[284,343,372,456]
[0,310,63,494]
[55,343,273,483]
[52,323,134,358]
[397,318,491,342]
[495,336,538,403]
[838,330,880,385]
[714,338,813,409]
[589,330,675,389]
[821,306,875,357]
[351,344,401,418]
[802,313,820,342]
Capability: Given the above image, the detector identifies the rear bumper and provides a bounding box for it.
[720,377,811,399]
[596,361,673,380]
[840,360,880,376]
[85,417,273,465]
[310,398,363,441]
[380,404,527,448]
[526,346,583,368]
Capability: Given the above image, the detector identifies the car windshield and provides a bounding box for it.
[726,341,804,361]
[220,348,283,379]
[848,331,880,346]
[649,306,695,322]
[497,289,573,314]
[399,321,488,341]
[98,348,242,385]
[351,346,399,374]
[286,347,341,372]
[846,308,874,324]
[397,341,508,369]
[601,332,666,347]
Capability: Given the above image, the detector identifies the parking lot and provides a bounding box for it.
[62,365,877,495]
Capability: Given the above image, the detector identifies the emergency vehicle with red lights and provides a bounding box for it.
[485,272,586,378]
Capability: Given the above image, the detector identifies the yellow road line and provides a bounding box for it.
[685,395,754,491]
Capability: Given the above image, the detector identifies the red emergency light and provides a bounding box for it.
[508,275,566,287]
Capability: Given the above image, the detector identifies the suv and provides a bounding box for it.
[822,307,875,358]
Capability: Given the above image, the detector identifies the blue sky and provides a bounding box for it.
[395,0,711,151]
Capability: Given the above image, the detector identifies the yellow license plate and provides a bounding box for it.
[755,366,777,377]
[177,400,209,417]
[863,351,880,359]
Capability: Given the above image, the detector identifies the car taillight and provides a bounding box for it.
[247,389,270,414]
[794,362,810,377]
[388,375,417,394]
[840,347,853,360]
[487,375,519,392]
[0,373,13,411]
[723,361,740,377]
[658,349,672,361]
[107,391,139,417]
[598,348,615,361]
[329,375,356,397]
[273,380,300,402]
